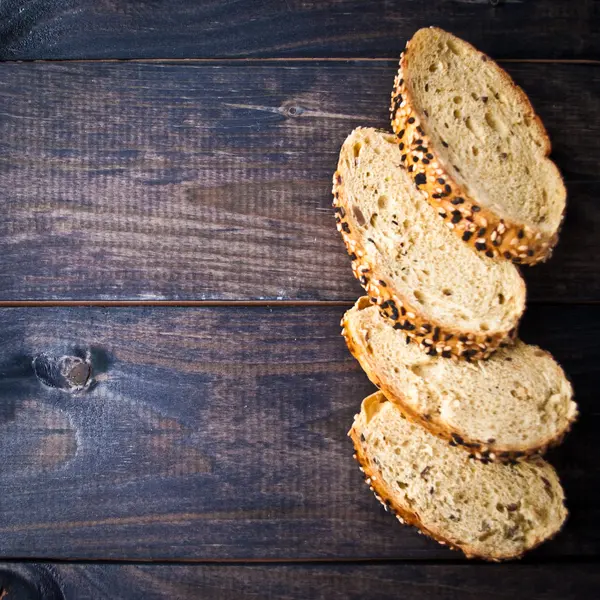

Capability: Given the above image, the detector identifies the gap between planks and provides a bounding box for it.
[0,556,599,567]
[1,58,599,65]
[0,299,599,308]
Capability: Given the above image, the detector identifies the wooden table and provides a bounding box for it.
[0,1,598,598]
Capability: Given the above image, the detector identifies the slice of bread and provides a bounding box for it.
[343,298,577,461]
[391,27,565,265]
[333,127,525,360]
[350,392,568,560]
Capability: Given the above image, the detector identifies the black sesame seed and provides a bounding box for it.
[527,249,534,257]
[444,184,451,193]
[462,231,473,242]
[503,251,512,259]
[416,145,427,152]
[400,307,407,316]
[437,178,445,185]
[459,335,468,342]
[359,275,368,285]
[378,280,387,287]
[451,197,465,205]
[432,327,440,342]
[404,322,416,331]
[445,334,454,341]
[408,165,414,172]
[478,227,486,236]
[441,350,452,358]
[421,323,432,333]
[336,174,342,185]
[406,336,411,344]
[451,210,462,224]
[427,347,437,356]
[475,241,487,251]
[422,158,430,164]
[426,153,434,160]
[451,433,464,445]
[408,117,415,124]
[341,222,350,233]
[380,300,390,310]
[398,129,405,138]
[360,433,366,442]
[413,156,419,162]
[441,140,449,148]
[439,211,447,219]
[485,250,494,258]
[518,229,525,239]
[393,323,404,330]
[401,154,407,162]
[432,193,443,199]
[370,297,377,303]
[399,142,404,150]
[417,126,425,135]
[414,173,426,186]
[348,253,357,261]
[334,206,346,217]
[415,139,423,145]
[471,205,480,212]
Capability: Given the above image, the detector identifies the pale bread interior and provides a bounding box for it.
[403,27,565,235]
[353,392,567,559]
[346,299,577,452]
[339,128,525,334]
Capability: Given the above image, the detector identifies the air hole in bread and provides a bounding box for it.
[453,96,462,104]
[484,111,507,136]
[353,205,367,227]
[446,39,462,56]
[471,92,479,101]
[378,195,389,210]
[542,189,548,202]
[472,146,479,156]
[397,480,409,489]
[534,350,546,358]
[429,63,438,73]
[414,290,424,304]
[366,343,374,354]
[425,82,429,92]
[444,122,449,128]
[370,213,379,227]
[498,294,505,305]
[496,503,505,513]
[353,143,362,158]
[443,288,453,296]
[480,323,490,331]
[453,109,461,119]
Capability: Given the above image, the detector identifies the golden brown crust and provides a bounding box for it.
[390,30,566,266]
[349,402,567,561]
[332,169,520,361]
[342,308,575,462]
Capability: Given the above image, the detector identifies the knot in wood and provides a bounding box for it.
[33,352,93,392]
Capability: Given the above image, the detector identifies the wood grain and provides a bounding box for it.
[1,561,599,600]
[0,61,598,302]
[0,305,598,561]
[0,0,597,60]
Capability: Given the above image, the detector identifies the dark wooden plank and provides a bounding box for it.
[2,562,600,600]
[0,61,598,302]
[0,305,598,560]
[0,0,598,60]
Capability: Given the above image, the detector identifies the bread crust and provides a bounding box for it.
[349,393,568,561]
[333,166,523,361]
[390,27,566,266]
[342,304,576,462]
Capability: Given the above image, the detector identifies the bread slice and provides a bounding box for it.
[333,127,525,361]
[390,27,565,265]
[343,298,577,461]
[350,392,568,560]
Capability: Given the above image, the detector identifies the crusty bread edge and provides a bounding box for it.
[332,149,524,361]
[349,392,569,561]
[390,27,566,266]
[342,300,577,461]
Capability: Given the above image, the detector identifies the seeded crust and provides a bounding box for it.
[390,28,565,265]
[332,130,525,361]
[349,392,568,561]
[342,298,577,463]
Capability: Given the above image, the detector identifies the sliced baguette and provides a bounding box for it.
[350,392,568,560]
[343,298,577,461]
[333,127,526,360]
[391,27,566,265]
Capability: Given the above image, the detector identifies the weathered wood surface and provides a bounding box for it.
[0,305,597,560]
[0,61,598,302]
[0,0,597,61]
[1,561,599,600]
